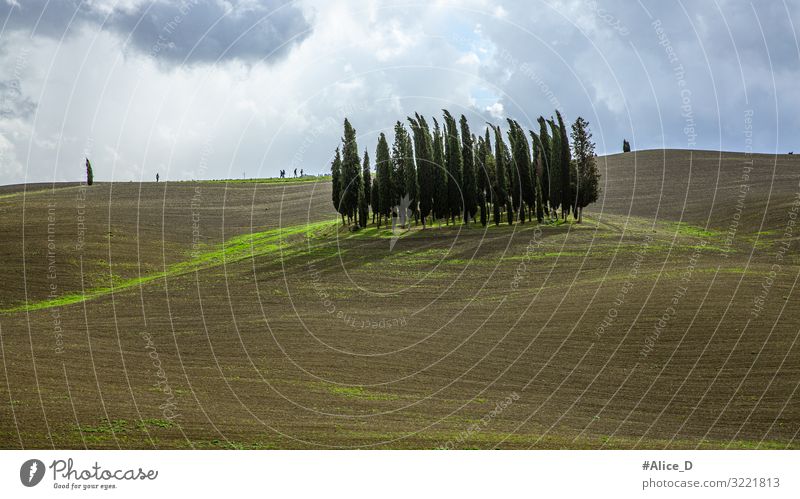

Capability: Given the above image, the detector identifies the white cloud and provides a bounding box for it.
[456,52,481,67]
[485,102,504,119]
[493,5,508,19]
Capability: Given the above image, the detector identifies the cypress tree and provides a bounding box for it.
[359,149,371,227]
[375,133,392,227]
[392,122,407,215]
[356,170,366,229]
[505,122,521,223]
[460,115,477,224]
[363,150,371,210]
[502,137,514,225]
[571,116,600,223]
[85,158,94,186]
[623,139,631,153]
[488,154,500,225]
[443,110,463,224]
[534,176,544,223]
[529,129,545,223]
[482,128,497,225]
[431,118,447,224]
[536,117,552,217]
[330,147,344,225]
[408,114,434,228]
[341,119,361,224]
[404,128,418,225]
[507,119,534,223]
[556,110,572,220]
[547,118,563,218]
[370,176,379,224]
[491,124,511,226]
[475,134,488,226]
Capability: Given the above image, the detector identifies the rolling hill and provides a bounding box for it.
[0,149,798,449]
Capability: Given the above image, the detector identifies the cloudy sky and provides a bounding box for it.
[0,0,798,183]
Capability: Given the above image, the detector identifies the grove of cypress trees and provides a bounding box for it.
[623,139,631,152]
[341,119,361,224]
[459,115,477,224]
[556,110,572,220]
[331,147,344,225]
[332,114,600,230]
[376,133,392,227]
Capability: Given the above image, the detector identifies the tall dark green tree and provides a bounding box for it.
[330,147,344,225]
[529,129,545,223]
[375,133,392,227]
[431,118,447,223]
[356,171,366,228]
[501,134,514,225]
[370,177,379,224]
[505,121,521,223]
[403,127,418,225]
[341,119,361,224]
[507,119,534,223]
[491,124,511,226]
[571,117,600,223]
[359,149,371,227]
[556,110,572,220]
[363,150,371,209]
[536,117,552,217]
[475,134,488,226]
[442,110,463,224]
[85,158,94,186]
[547,118,563,218]
[408,114,434,227]
[392,121,408,213]
[459,115,477,223]
[622,139,631,153]
[481,128,495,225]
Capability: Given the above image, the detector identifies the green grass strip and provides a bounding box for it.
[1,220,335,314]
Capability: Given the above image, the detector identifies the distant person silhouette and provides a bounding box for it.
[156,173,159,182]
[294,168,297,177]
[300,168,304,177]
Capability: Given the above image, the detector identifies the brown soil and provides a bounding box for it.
[1,150,798,449]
